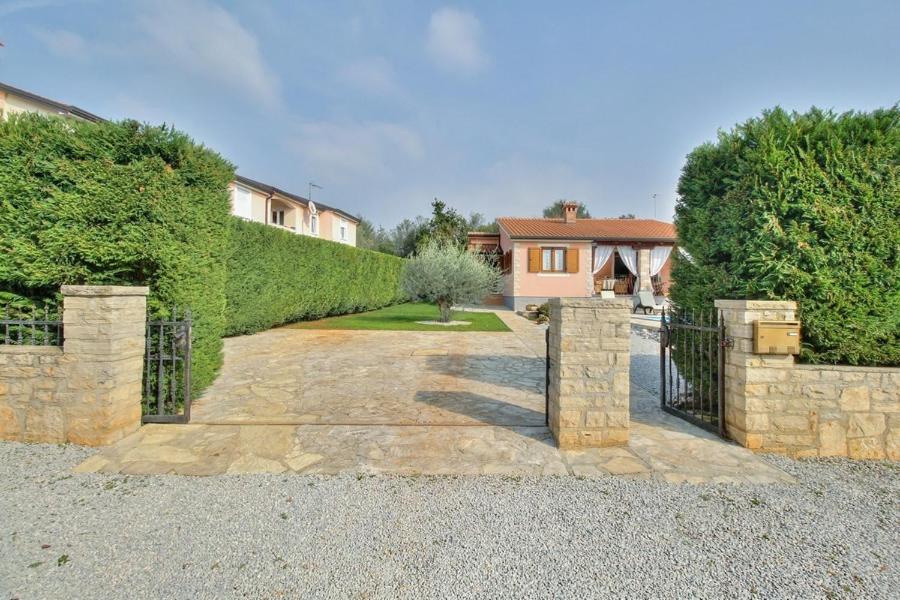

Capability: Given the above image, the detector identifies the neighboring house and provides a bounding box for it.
[0,81,103,122]
[230,175,358,245]
[1,81,358,246]
[470,202,676,311]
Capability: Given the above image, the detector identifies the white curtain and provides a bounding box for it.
[592,245,614,274]
[649,246,673,276]
[678,246,695,264]
[616,246,638,276]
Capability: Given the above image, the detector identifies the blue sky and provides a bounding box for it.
[1,0,898,227]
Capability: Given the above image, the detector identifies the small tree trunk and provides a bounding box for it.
[437,300,452,323]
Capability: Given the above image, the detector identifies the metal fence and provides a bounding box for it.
[142,307,192,424]
[659,306,730,437]
[545,327,550,426]
[0,302,63,346]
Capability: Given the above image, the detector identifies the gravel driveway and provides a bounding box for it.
[1,442,897,599]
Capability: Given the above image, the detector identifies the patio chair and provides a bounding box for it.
[634,291,665,314]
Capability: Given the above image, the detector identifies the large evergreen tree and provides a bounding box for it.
[673,105,899,366]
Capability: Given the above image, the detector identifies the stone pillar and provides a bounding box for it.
[548,297,630,449]
[62,285,148,445]
[715,300,798,451]
[638,247,652,292]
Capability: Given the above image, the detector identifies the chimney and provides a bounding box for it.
[563,201,578,224]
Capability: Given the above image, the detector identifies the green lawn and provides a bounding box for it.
[286,303,511,332]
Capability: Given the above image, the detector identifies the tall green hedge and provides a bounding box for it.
[0,113,235,392]
[1,113,406,396]
[224,218,406,336]
[672,106,899,366]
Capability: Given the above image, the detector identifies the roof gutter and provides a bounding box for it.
[508,236,676,244]
[264,191,274,224]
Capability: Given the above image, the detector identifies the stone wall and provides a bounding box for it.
[547,297,630,449]
[716,300,899,460]
[0,346,66,442]
[0,286,148,446]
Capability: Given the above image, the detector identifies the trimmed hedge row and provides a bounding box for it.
[224,218,406,336]
[672,106,899,366]
[0,114,234,392]
[1,114,406,396]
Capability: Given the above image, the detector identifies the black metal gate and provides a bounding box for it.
[545,328,550,425]
[659,307,729,437]
[143,307,192,424]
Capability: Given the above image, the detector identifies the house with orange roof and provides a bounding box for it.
[468,202,676,311]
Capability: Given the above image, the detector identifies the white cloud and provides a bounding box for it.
[31,28,90,61]
[337,56,401,97]
[0,0,69,18]
[426,7,488,74]
[137,0,280,109]
[347,15,364,37]
[287,120,424,179]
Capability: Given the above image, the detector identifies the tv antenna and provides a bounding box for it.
[308,182,322,201]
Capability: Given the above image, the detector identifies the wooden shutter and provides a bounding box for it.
[527,248,541,272]
[565,248,580,273]
[502,250,513,274]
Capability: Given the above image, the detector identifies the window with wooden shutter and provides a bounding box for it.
[565,248,579,273]
[527,248,541,272]
[533,247,574,272]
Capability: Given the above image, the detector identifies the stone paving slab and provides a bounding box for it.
[190,325,544,426]
[74,418,792,483]
[75,308,794,484]
[74,424,569,476]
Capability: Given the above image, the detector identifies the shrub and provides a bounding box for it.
[224,218,406,335]
[672,106,899,366]
[402,241,502,322]
[0,113,235,392]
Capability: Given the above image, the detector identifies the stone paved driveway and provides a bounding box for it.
[190,328,545,426]
[78,309,793,483]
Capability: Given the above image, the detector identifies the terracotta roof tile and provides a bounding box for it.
[497,217,675,241]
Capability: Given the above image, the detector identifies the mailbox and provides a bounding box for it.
[753,320,801,355]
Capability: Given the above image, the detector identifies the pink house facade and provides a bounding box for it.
[230,175,358,245]
[471,203,677,311]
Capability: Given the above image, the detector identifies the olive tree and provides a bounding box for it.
[402,241,502,322]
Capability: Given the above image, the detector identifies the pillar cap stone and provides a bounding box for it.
[551,297,632,309]
[714,299,797,310]
[61,285,150,297]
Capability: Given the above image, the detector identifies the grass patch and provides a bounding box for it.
[286,303,511,332]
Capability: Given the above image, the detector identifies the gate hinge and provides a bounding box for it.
[720,337,735,349]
